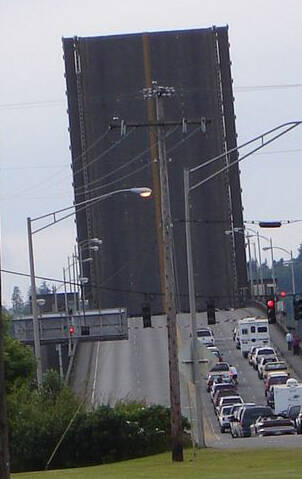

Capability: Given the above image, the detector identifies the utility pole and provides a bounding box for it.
[110,84,207,461]
[148,83,183,461]
[0,255,10,477]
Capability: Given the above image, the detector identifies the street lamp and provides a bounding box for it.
[27,186,152,386]
[225,229,254,298]
[263,246,296,295]
[228,227,277,297]
[76,238,103,310]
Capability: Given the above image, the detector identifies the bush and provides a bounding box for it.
[8,371,81,472]
[9,387,190,472]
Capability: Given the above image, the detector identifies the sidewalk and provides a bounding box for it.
[270,322,302,381]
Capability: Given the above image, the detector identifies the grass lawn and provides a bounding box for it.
[12,447,302,479]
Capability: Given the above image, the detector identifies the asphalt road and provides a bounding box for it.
[70,307,302,448]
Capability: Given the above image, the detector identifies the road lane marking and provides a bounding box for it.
[91,341,101,406]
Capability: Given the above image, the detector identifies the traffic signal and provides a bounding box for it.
[280,291,286,298]
[142,303,152,328]
[69,325,75,335]
[266,298,276,324]
[207,302,216,325]
[294,298,302,321]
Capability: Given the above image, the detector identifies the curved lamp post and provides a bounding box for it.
[27,187,152,386]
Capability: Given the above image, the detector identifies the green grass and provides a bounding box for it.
[12,447,302,479]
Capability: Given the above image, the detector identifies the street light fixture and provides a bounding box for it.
[226,227,269,298]
[75,238,103,311]
[263,246,296,295]
[27,186,152,386]
[225,229,255,298]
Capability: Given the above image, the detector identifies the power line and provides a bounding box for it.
[1,83,302,111]
[1,268,272,302]
[74,126,201,197]
[71,127,136,180]
[73,126,179,195]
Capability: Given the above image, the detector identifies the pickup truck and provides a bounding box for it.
[262,361,289,381]
[257,356,278,379]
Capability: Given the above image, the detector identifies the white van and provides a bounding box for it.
[237,317,270,358]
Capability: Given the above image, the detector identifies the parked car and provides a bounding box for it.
[252,347,276,369]
[229,403,256,437]
[218,404,242,433]
[197,328,215,346]
[262,361,289,381]
[209,362,230,373]
[216,395,243,416]
[250,416,296,436]
[212,388,239,408]
[267,386,275,408]
[233,327,240,349]
[248,346,258,366]
[232,327,237,341]
[229,402,256,424]
[206,373,232,392]
[284,404,301,426]
[210,382,237,401]
[295,407,302,434]
[257,356,278,379]
[207,346,223,362]
[230,405,273,438]
[264,372,289,397]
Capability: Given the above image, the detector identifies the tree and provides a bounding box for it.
[3,314,35,392]
[38,281,51,295]
[11,286,24,315]
[296,242,302,263]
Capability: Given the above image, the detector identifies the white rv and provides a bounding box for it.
[237,317,270,358]
[273,378,302,415]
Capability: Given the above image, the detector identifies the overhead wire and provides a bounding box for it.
[1,267,252,301]
[71,127,136,180]
[74,126,202,197]
[1,82,302,111]
[73,125,180,195]
[1,126,126,201]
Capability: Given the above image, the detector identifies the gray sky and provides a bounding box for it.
[1,0,302,306]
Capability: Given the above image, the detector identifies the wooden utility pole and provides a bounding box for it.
[110,84,206,461]
[0,252,10,477]
[150,83,183,461]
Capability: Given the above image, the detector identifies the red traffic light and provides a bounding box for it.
[69,326,75,335]
[267,299,275,309]
[280,291,286,298]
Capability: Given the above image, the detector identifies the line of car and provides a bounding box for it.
[205,331,299,438]
[245,343,302,435]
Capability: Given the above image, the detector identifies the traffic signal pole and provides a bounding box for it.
[184,168,205,447]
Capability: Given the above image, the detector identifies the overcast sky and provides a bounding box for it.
[1,0,302,307]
